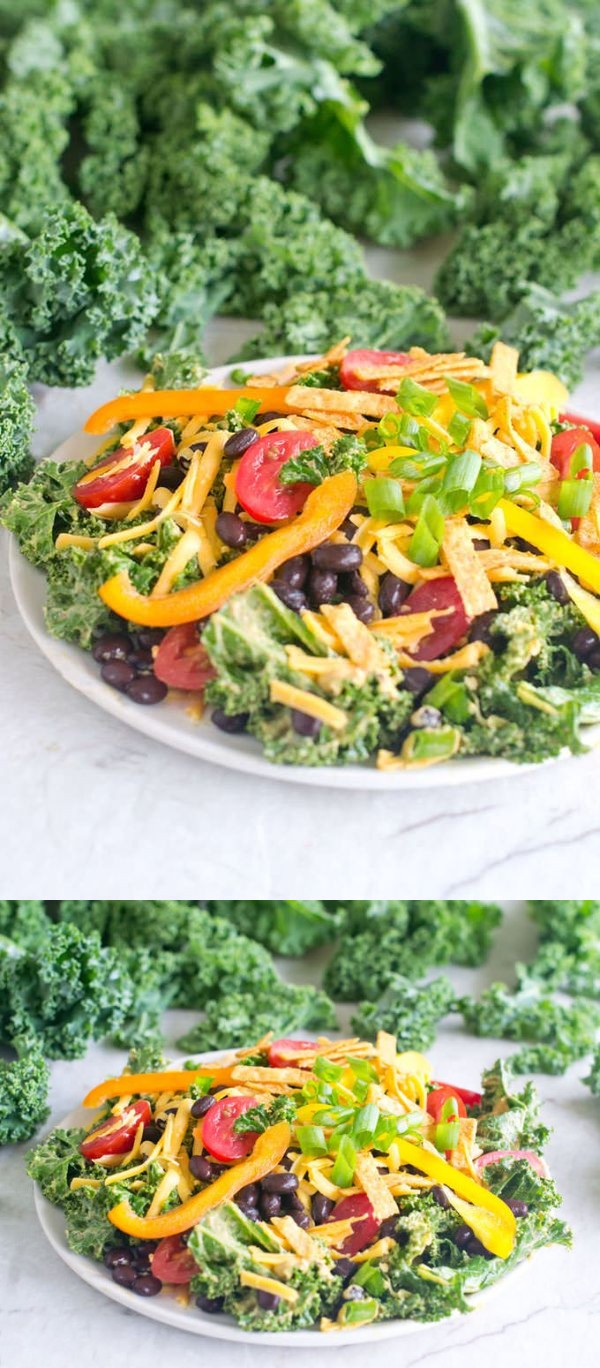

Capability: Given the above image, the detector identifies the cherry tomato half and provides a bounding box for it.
[73,427,175,509]
[151,1234,197,1284]
[432,1081,482,1109]
[153,623,216,691]
[340,348,411,393]
[267,1038,315,1069]
[406,576,470,661]
[79,1100,151,1161]
[550,424,600,481]
[201,1094,262,1162]
[331,1193,380,1256]
[235,429,319,523]
[426,1086,467,1124]
[558,410,600,447]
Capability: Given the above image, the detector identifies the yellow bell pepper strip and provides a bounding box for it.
[394,1138,516,1258]
[84,386,292,435]
[499,498,600,593]
[99,470,357,626]
[108,1121,291,1239]
[82,1066,235,1110]
[441,1188,514,1258]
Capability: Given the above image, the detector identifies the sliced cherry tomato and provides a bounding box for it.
[153,623,216,691]
[550,424,600,481]
[201,1094,262,1162]
[267,1038,315,1068]
[235,429,319,524]
[475,1148,549,1178]
[340,348,411,393]
[432,1081,482,1109]
[73,426,175,509]
[406,576,470,661]
[426,1086,467,1123]
[79,1099,151,1161]
[559,411,600,447]
[331,1193,380,1256]
[151,1234,197,1284]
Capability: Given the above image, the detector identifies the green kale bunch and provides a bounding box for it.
[526,900,600,999]
[351,974,457,1050]
[176,981,336,1053]
[0,354,35,495]
[461,967,600,1073]
[473,1058,550,1151]
[0,1045,50,1145]
[0,901,52,951]
[207,901,344,956]
[469,285,600,388]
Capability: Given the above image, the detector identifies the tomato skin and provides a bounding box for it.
[331,1193,380,1255]
[201,1094,261,1162]
[153,623,216,691]
[235,430,319,523]
[426,1086,467,1123]
[406,577,470,661]
[80,1100,151,1160]
[151,1235,197,1284]
[267,1038,315,1068]
[73,427,175,509]
[550,425,600,481]
[340,348,411,393]
[559,411,600,447]
[432,1081,482,1109]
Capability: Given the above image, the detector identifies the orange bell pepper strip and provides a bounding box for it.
[108,1121,291,1239]
[499,498,600,593]
[82,1066,235,1111]
[394,1139,516,1258]
[84,386,293,435]
[99,469,357,626]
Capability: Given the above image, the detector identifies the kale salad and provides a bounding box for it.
[4,341,600,770]
[26,1036,571,1334]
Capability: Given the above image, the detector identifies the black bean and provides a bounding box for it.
[411,705,442,729]
[431,1185,451,1209]
[211,708,249,734]
[257,1290,280,1311]
[224,427,259,458]
[158,464,184,490]
[101,659,136,692]
[589,649,600,672]
[573,627,599,662]
[544,570,569,604]
[378,572,411,618]
[126,675,168,706]
[237,1182,260,1205]
[142,1124,162,1144]
[312,542,363,572]
[271,579,307,612]
[340,517,358,539]
[131,1252,152,1274]
[262,1171,299,1195]
[454,1224,473,1250]
[128,648,154,674]
[189,1154,216,1181]
[191,1095,216,1119]
[402,666,433,696]
[189,441,208,453]
[278,554,309,589]
[235,1195,259,1218]
[378,1216,399,1240]
[470,610,497,646]
[260,1191,282,1220]
[136,628,165,649]
[112,1263,137,1287]
[346,595,375,624]
[215,511,247,548]
[104,1246,132,1269]
[311,1193,334,1225]
[472,537,490,550]
[505,1198,528,1218]
[196,1294,225,1313]
[288,1207,310,1229]
[511,536,538,555]
[285,1191,305,1212]
[341,569,368,598]
[291,708,321,738]
[257,411,285,424]
[132,1274,162,1296]
[93,632,134,663]
[241,520,265,541]
[308,568,338,606]
[332,1258,357,1280]
[466,1236,493,1260]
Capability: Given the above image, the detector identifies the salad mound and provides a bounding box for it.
[27,1034,570,1333]
[4,341,600,768]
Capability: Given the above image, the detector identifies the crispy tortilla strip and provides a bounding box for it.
[478,548,551,573]
[271,1215,323,1261]
[319,603,389,675]
[448,1118,481,1180]
[490,341,518,396]
[285,384,397,419]
[231,1065,309,1087]
[442,519,497,619]
[298,406,364,432]
[376,1030,397,1067]
[575,473,600,552]
[246,338,350,389]
[353,1152,398,1220]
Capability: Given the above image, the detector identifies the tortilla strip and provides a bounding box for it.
[298,407,364,431]
[442,520,497,619]
[231,1065,309,1087]
[319,603,389,674]
[285,385,397,419]
[353,1152,397,1220]
[575,473,600,552]
[489,341,518,396]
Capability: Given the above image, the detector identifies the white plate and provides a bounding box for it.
[9,355,600,788]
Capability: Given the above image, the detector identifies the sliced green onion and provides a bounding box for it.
[365,476,405,521]
[569,442,594,478]
[188,1074,213,1095]
[448,411,472,447]
[353,1262,387,1295]
[377,412,404,442]
[401,727,460,764]
[425,674,471,724]
[389,453,445,480]
[503,462,542,495]
[234,396,261,424]
[441,1096,460,1121]
[337,1298,380,1327]
[469,467,505,518]
[296,1125,328,1158]
[312,1106,354,1128]
[351,1103,380,1147]
[331,1134,357,1187]
[313,1056,344,1084]
[434,1119,460,1151]
[447,378,488,419]
[442,449,481,495]
[398,377,438,417]
[558,478,594,520]
[408,494,445,567]
[229,367,250,385]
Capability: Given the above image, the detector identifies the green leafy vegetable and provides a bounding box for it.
[0,1044,49,1145]
[461,967,600,1073]
[351,974,457,1050]
[207,901,343,956]
[232,1095,297,1134]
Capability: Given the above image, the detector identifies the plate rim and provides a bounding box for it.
[8,353,599,789]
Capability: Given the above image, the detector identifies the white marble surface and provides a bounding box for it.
[1,905,597,1368]
[2,248,600,895]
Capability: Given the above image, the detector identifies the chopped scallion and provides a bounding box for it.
[331,1133,357,1187]
[365,476,405,521]
[447,378,488,419]
[557,478,593,520]
[408,494,445,566]
[397,378,438,417]
[296,1125,328,1158]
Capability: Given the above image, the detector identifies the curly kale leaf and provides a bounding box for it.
[207,900,343,956]
[0,1045,50,1145]
[0,356,34,495]
[0,71,73,234]
[0,459,101,568]
[233,1094,297,1134]
[78,82,149,220]
[145,102,270,237]
[26,1126,89,1206]
[351,974,457,1051]
[176,981,336,1053]
[584,1045,600,1095]
[280,435,368,487]
[526,900,600,998]
[0,901,52,951]
[461,968,600,1073]
[473,1058,550,1151]
[468,285,600,388]
[235,277,449,361]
